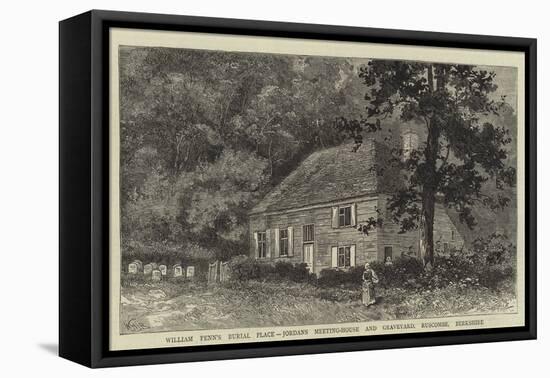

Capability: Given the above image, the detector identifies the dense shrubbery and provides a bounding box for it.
[228,256,314,283]
[317,266,364,288]
[414,233,516,291]
[316,257,424,289]
[470,233,516,289]
[316,234,515,292]
[370,257,425,289]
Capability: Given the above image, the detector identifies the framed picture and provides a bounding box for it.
[59,10,536,368]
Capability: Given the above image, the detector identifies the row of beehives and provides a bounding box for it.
[127,260,195,280]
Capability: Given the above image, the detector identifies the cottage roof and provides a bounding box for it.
[250,139,395,214]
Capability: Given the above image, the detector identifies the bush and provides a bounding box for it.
[416,234,516,291]
[370,257,424,289]
[272,261,313,282]
[228,256,271,281]
[228,256,314,283]
[416,254,479,290]
[317,258,424,289]
[470,233,516,289]
[317,266,364,288]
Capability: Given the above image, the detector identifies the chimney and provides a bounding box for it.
[401,128,419,160]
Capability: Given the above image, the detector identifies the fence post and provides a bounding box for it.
[208,261,219,284]
[220,261,230,282]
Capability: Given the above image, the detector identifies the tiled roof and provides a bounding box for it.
[251,139,393,214]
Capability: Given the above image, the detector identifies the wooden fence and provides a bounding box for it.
[220,261,230,282]
[208,260,231,284]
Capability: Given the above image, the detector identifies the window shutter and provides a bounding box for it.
[331,206,338,228]
[265,229,271,259]
[350,245,356,267]
[351,203,357,226]
[331,247,338,268]
[253,232,259,259]
[274,228,280,257]
[287,227,294,256]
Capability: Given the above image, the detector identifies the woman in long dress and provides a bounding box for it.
[362,262,379,306]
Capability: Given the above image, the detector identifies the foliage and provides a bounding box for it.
[337,61,517,264]
[470,233,516,289]
[374,234,515,291]
[419,234,516,290]
[370,257,425,289]
[228,256,314,283]
[228,256,276,281]
[313,234,515,292]
[119,47,364,261]
[317,266,365,288]
[272,260,313,282]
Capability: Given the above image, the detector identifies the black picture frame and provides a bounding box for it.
[59,9,537,368]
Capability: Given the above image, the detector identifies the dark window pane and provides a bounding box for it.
[303,224,314,242]
[344,207,351,225]
[338,247,345,267]
[280,229,288,256]
[384,246,393,260]
[258,232,267,258]
[337,246,351,267]
[338,206,351,227]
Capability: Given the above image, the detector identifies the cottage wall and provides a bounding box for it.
[249,196,379,275]
[377,195,465,260]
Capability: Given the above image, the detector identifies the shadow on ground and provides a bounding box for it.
[38,343,58,356]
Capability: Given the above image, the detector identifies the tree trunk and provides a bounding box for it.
[422,120,439,266]
[422,64,439,267]
[422,189,436,267]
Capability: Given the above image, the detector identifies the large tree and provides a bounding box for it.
[338,61,516,266]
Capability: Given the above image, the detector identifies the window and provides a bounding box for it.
[338,246,351,268]
[303,224,314,242]
[332,204,356,229]
[258,232,266,258]
[443,242,449,254]
[451,230,455,240]
[384,246,393,262]
[279,229,289,256]
[339,206,351,227]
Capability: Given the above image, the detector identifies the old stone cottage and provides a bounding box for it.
[248,137,464,275]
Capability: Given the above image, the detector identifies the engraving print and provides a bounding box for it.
[117,45,519,340]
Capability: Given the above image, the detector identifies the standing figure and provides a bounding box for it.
[362,263,379,306]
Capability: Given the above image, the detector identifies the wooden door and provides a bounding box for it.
[303,244,314,272]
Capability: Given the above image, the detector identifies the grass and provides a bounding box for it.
[119,275,516,334]
[382,284,516,319]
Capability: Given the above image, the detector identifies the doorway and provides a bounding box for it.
[303,243,314,272]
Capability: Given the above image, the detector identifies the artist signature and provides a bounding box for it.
[125,318,149,332]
